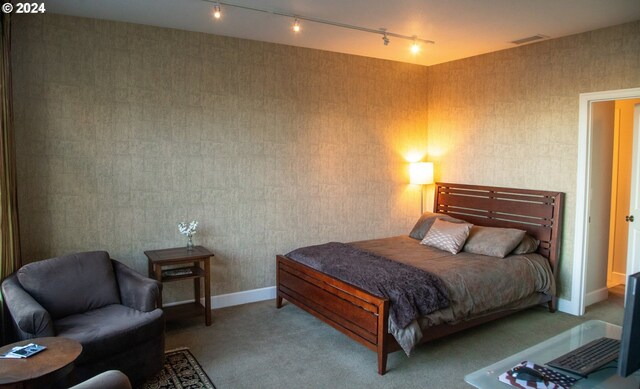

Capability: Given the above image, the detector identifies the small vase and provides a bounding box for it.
[186,235,194,251]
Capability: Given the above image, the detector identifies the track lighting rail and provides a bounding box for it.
[202,0,435,46]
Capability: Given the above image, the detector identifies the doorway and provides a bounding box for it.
[607,99,640,289]
[585,99,640,307]
[570,87,640,316]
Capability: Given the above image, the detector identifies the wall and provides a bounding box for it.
[13,13,640,305]
[12,14,429,303]
[427,21,640,300]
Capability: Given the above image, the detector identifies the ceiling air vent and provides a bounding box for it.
[510,34,549,45]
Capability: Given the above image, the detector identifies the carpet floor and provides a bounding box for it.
[164,295,624,389]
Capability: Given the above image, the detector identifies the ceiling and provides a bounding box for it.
[46,0,640,66]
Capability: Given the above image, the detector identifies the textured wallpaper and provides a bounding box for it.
[12,14,429,303]
[427,21,640,299]
[12,13,640,304]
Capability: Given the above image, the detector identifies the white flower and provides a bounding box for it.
[177,220,198,236]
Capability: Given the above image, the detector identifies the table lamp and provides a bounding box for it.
[410,162,434,214]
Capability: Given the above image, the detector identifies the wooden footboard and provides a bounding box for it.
[277,254,552,375]
[276,255,393,374]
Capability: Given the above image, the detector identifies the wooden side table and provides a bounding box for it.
[0,337,82,389]
[145,245,214,326]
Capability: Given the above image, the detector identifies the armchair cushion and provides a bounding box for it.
[54,304,164,365]
[17,251,121,319]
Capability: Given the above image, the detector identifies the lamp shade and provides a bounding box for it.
[409,162,434,185]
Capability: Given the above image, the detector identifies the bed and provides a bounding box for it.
[276,182,564,374]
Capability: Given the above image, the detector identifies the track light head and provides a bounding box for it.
[382,33,389,46]
[213,3,222,19]
[292,18,301,33]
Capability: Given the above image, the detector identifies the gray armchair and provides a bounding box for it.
[1,251,165,386]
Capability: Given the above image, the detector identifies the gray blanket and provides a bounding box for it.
[286,242,450,329]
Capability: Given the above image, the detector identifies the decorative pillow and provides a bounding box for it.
[511,234,540,255]
[462,226,526,258]
[420,218,472,254]
[409,211,466,240]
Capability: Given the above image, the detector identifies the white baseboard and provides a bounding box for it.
[609,272,626,287]
[168,286,584,318]
[211,286,276,309]
[163,286,276,309]
[585,287,609,307]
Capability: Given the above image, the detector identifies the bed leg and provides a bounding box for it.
[548,297,557,313]
[377,299,389,375]
[276,295,283,309]
[377,350,388,375]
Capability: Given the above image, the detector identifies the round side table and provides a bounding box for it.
[0,337,82,389]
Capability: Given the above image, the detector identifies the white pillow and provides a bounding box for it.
[420,218,472,254]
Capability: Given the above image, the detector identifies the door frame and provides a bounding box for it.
[627,105,640,293]
[571,87,640,316]
[606,107,623,288]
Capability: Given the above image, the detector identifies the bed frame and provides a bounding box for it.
[276,182,564,375]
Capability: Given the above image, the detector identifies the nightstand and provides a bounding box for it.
[145,246,213,326]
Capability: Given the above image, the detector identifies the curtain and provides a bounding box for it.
[0,11,21,345]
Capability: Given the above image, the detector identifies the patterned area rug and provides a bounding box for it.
[142,348,217,389]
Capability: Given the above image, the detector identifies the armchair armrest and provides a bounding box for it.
[70,370,132,389]
[112,260,162,312]
[1,274,54,339]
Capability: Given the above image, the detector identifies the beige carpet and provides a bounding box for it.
[164,295,623,389]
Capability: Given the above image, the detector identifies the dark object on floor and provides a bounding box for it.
[142,348,217,389]
[70,370,132,389]
[1,251,165,386]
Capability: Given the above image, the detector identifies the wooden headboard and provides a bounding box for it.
[434,182,564,275]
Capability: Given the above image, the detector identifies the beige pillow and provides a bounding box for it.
[463,226,526,258]
[511,234,540,255]
[421,218,472,254]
